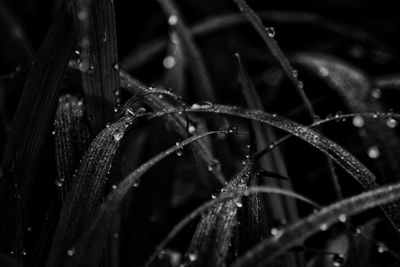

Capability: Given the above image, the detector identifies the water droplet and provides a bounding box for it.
[372,113,379,119]
[352,115,364,127]
[338,214,347,223]
[188,124,196,134]
[22,249,27,256]
[265,27,275,38]
[102,32,107,42]
[371,88,382,99]
[367,146,380,159]
[228,127,238,134]
[168,15,178,26]
[67,248,75,256]
[292,69,298,78]
[318,66,329,77]
[55,180,63,187]
[27,226,32,232]
[133,180,140,187]
[163,56,176,69]
[319,223,328,231]
[191,101,213,110]
[158,94,164,99]
[78,61,90,72]
[235,201,243,208]
[211,194,216,199]
[113,131,124,141]
[112,185,117,190]
[77,10,88,21]
[387,118,397,128]
[188,253,197,262]
[52,130,56,135]
[75,49,80,55]
[113,63,120,71]
[270,228,283,239]
[332,253,345,266]
[176,150,183,157]
[113,233,119,239]
[377,242,387,253]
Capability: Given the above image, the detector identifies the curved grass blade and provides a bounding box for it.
[293,53,400,183]
[122,11,389,71]
[231,0,315,120]
[120,71,225,184]
[148,104,400,229]
[69,0,120,134]
[232,182,400,267]
[61,130,232,267]
[183,159,253,267]
[146,185,319,267]
[156,0,217,101]
[54,94,90,200]
[0,5,75,255]
[236,54,303,266]
[46,115,135,266]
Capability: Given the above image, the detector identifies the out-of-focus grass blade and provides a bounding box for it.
[232,182,400,267]
[69,0,120,134]
[156,0,217,101]
[293,53,400,183]
[47,114,135,266]
[149,104,400,229]
[122,11,389,71]
[183,159,253,267]
[54,94,90,200]
[161,31,186,96]
[0,5,75,254]
[236,54,303,266]
[60,130,228,267]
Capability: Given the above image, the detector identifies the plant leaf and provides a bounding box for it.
[47,114,135,266]
[232,182,400,267]
[69,0,120,134]
[54,94,90,200]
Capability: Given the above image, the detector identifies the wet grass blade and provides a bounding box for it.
[120,71,225,184]
[156,0,217,101]
[232,182,400,267]
[47,115,135,266]
[236,54,303,266]
[184,159,253,267]
[148,104,400,229]
[61,130,229,267]
[146,185,319,267]
[54,94,90,200]
[236,53,299,224]
[0,5,75,254]
[70,0,120,134]
[293,53,400,183]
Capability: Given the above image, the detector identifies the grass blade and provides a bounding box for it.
[148,104,400,229]
[70,0,120,134]
[0,5,75,255]
[293,53,400,183]
[156,0,217,101]
[47,114,135,266]
[146,185,319,267]
[184,159,253,266]
[62,130,230,267]
[54,94,90,200]
[232,182,400,267]
[236,54,303,266]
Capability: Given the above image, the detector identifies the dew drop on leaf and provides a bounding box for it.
[188,253,197,262]
[67,248,75,256]
[352,115,364,128]
[265,27,275,38]
[163,56,176,69]
[377,242,387,253]
[168,15,178,26]
[338,214,347,223]
[235,201,243,208]
[319,223,328,231]
[332,253,345,266]
[386,118,397,128]
[367,146,380,159]
[371,88,382,99]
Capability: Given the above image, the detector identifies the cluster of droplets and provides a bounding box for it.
[265,27,275,38]
[175,142,183,157]
[331,253,345,267]
[113,88,121,113]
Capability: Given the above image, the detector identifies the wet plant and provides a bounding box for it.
[1,0,400,266]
